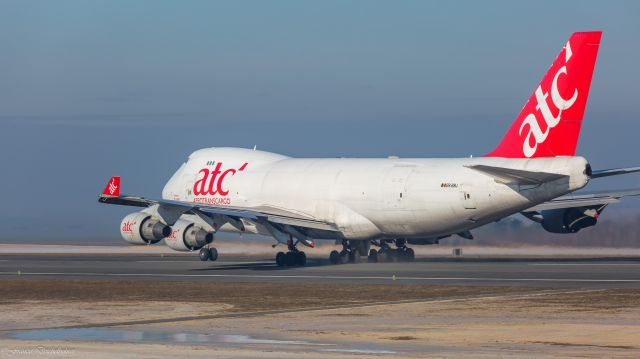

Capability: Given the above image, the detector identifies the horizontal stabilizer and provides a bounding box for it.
[466,165,567,185]
[590,166,640,179]
[525,189,640,211]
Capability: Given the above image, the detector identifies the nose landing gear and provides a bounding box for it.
[199,246,218,261]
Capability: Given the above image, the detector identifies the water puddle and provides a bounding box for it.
[12,328,321,346]
[11,327,398,355]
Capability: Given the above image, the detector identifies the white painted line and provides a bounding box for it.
[135,260,272,264]
[529,263,640,266]
[0,272,639,283]
[135,261,199,263]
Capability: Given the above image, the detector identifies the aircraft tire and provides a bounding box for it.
[329,250,341,265]
[276,251,287,267]
[285,251,297,266]
[349,249,361,263]
[208,247,218,262]
[339,250,350,264]
[199,248,211,261]
[405,247,415,262]
[295,251,307,266]
[377,250,389,263]
[368,249,378,263]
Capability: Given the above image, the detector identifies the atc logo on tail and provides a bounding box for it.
[487,32,601,158]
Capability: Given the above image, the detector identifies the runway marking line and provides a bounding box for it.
[528,263,640,266]
[0,271,639,282]
[135,261,201,263]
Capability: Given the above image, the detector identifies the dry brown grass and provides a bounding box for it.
[0,278,530,312]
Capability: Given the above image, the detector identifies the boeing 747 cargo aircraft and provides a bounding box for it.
[100,31,640,266]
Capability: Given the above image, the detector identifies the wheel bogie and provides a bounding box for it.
[276,250,307,267]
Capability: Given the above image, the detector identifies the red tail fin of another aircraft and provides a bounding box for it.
[486,31,602,158]
[102,176,121,197]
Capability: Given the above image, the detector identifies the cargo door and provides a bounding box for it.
[460,184,477,210]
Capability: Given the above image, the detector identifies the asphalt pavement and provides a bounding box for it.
[1,253,639,288]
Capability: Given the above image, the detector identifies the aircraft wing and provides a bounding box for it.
[99,194,339,231]
[98,176,340,243]
[525,189,640,212]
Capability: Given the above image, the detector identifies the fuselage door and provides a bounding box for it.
[460,184,477,209]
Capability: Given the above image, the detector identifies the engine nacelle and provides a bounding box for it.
[540,208,598,233]
[164,219,214,252]
[523,207,600,234]
[120,212,171,245]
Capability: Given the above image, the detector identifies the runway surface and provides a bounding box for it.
[1,253,640,288]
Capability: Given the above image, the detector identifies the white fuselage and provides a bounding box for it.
[161,148,590,241]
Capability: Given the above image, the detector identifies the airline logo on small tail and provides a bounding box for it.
[102,176,121,197]
[487,31,602,158]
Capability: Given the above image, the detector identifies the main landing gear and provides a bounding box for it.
[329,240,368,265]
[199,246,219,262]
[367,239,415,263]
[275,239,307,267]
[328,239,415,264]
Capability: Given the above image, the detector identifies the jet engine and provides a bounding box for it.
[164,219,214,252]
[120,212,171,245]
[522,206,602,234]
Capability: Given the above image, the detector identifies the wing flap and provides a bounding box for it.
[267,215,338,231]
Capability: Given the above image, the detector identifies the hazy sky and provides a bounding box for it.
[1,1,640,240]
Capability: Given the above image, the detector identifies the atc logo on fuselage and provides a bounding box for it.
[192,161,248,205]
